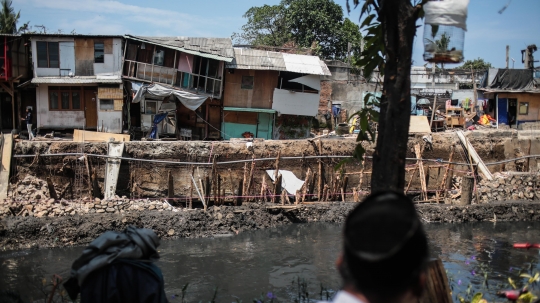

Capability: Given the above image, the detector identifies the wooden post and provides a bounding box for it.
[353,187,359,202]
[414,144,428,201]
[236,180,243,206]
[317,139,323,201]
[445,164,454,191]
[168,171,174,199]
[281,189,286,205]
[242,162,249,203]
[46,177,58,200]
[92,168,100,199]
[295,190,300,205]
[459,176,474,206]
[274,150,281,182]
[309,173,316,201]
[246,155,255,201]
[217,174,222,205]
[342,176,349,202]
[301,168,311,203]
[212,158,217,204]
[205,176,211,206]
[189,183,193,209]
[84,156,93,197]
[439,145,455,193]
[199,178,207,211]
[261,174,267,202]
[274,174,282,204]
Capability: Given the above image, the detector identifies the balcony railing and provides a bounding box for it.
[123,60,176,85]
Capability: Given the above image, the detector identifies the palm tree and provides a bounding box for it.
[0,0,20,34]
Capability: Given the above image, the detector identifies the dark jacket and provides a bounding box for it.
[64,226,167,303]
[25,111,32,124]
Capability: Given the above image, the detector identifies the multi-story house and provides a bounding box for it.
[122,35,234,140]
[28,34,124,133]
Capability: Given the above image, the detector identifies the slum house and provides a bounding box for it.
[0,34,32,132]
[223,48,330,140]
[122,35,234,140]
[479,68,540,128]
[27,34,124,133]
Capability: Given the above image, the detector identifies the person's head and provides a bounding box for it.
[337,191,429,303]
[26,108,31,113]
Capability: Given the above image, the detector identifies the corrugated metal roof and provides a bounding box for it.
[25,33,123,38]
[226,48,287,71]
[226,48,331,76]
[282,53,331,76]
[31,76,122,84]
[125,35,234,62]
[224,107,276,114]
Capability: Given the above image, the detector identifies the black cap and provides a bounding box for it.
[342,191,429,297]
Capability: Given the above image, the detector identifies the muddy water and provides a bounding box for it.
[2,222,540,302]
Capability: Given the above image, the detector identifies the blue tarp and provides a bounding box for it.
[149,113,168,139]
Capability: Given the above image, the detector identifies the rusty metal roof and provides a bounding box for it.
[226,48,331,76]
[125,35,234,62]
[31,76,122,84]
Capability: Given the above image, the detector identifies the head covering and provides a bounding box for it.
[342,191,429,297]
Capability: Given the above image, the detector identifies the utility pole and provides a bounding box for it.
[430,64,437,128]
[506,45,509,69]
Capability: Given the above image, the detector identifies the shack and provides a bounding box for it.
[223,48,330,140]
[27,34,124,133]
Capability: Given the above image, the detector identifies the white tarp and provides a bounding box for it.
[288,75,321,90]
[272,88,319,116]
[266,169,305,195]
[132,83,208,111]
[424,0,469,31]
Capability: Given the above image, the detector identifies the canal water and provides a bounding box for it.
[2,221,540,302]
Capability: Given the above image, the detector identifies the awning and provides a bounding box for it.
[31,76,122,84]
[133,83,208,111]
[223,107,276,114]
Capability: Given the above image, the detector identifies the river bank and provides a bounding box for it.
[2,201,540,251]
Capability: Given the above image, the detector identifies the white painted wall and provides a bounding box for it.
[97,110,122,133]
[272,89,320,117]
[36,84,86,129]
[94,38,123,76]
[31,37,74,77]
[59,42,75,75]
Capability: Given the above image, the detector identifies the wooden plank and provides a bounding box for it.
[414,144,428,201]
[98,87,123,99]
[409,115,432,134]
[0,134,13,201]
[73,129,130,142]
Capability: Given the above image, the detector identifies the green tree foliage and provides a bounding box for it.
[233,0,362,60]
[456,58,493,70]
[0,0,19,34]
[232,4,291,47]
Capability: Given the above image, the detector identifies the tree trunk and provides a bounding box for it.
[370,0,417,193]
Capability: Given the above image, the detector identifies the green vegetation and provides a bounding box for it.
[232,0,362,60]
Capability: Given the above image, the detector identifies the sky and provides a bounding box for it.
[12,0,540,69]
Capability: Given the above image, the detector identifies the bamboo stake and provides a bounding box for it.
[284,190,291,204]
[439,145,455,191]
[246,155,255,201]
[274,150,281,182]
[358,158,365,190]
[414,144,428,201]
[273,174,282,204]
[295,190,301,205]
[236,180,243,206]
[261,174,267,202]
[281,188,286,205]
[242,162,249,204]
[405,165,419,194]
[353,187,359,202]
[217,174,222,205]
[318,139,323,201]
[342,176,349,202]
[302,168,312,203]
[212,158,217,205]
[199,178,207,211]
[168,170,174,199]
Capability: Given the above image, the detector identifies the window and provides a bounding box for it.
[37,41,59,68]
[519,102,529,115]
[94,42,104,63]
[241,76,254,89]
[100,99,114,110]
[153,49,164,66]
[146,101,157,114]
[48,86,83,110]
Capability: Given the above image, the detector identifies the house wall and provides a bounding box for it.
[94,38,123,76]
[223,69,278,109]
[31,36,74,77]
[272,88,319,116]
[498,93,540,122]
[36,84,94,129]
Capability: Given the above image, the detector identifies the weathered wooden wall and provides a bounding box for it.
[223,70,278,109]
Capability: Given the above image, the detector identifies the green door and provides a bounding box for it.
[257,113,273,139]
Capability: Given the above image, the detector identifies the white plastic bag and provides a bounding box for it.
[423,0,469,31]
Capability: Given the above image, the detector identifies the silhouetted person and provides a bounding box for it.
[322,191,429,303]
[64,226,167,303]
[21,108,34,140]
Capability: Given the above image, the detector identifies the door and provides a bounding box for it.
[257,113,273,139]
[85,89,97,128]
[497,98,508,126]
[59,42,75,75]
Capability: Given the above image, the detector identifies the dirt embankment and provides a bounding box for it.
[2,201,540,251]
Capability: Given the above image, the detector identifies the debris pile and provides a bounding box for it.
[474,174,539,203]
[0,196,179,218]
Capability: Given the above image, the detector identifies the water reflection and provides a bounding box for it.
[2,222,540,302]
